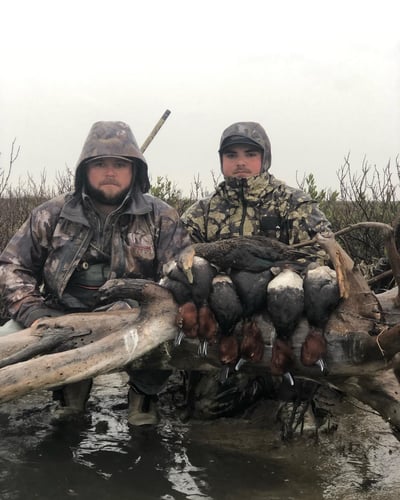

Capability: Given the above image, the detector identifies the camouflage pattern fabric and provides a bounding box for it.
[0,121,191,327]
[181,171,331,245]
[75,121,150,194]
[183,121,330,245]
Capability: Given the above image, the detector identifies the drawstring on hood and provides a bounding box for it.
[218,121,272,174]
[74,121,150,194]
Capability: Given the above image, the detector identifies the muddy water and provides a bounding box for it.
[1,373,400,500]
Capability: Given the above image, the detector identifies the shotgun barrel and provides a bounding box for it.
[140,109,171,153]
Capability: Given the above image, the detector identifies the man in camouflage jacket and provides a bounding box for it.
[182,121,330,244]
[0,120,191,425]
[181,121,332,419]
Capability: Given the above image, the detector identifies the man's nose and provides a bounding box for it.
[104,162,117,174]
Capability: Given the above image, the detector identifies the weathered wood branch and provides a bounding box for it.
[0,280,177,402]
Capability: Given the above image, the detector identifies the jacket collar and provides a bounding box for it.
[218,172,275,203]
[60,189,152,225]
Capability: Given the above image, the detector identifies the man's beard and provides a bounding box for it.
[86,183,131,206]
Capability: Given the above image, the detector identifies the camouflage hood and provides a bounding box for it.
[218,121,272,174]
[75,121,150,194]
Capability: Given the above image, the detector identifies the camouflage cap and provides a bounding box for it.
[218,122,272,173]
[219,135,263,152]
[75,121,150,193]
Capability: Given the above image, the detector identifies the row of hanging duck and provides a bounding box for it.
[160,236,341,384]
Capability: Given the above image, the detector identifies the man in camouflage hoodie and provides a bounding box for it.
[0,121,191,425]
[181,121,332,419]
[182,121,330,244]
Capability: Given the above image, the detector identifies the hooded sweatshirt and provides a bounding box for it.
[181,121,331,244]
[0,121,191,327]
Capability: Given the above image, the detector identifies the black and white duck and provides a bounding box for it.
[301,264,340,371]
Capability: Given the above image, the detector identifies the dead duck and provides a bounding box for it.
[159,275,194,346]
[267,267,304,337]
[301,264,340,371]
[191,235,319,273]
[235,319,265,371]
[267,267,304,384]
[218,334,240,383]
[230,269,274,370]
[300,330,328,371]
[209,274,243,381]
[230,268,272,318]
[229,269,271,371]
[162,256,216,350]
[270,338,295,385]
[197,303,218,356]
[189,256,219,356]
[176,301,199,344]
[303,264,340,328]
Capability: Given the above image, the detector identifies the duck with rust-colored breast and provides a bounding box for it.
[162,255,217,349]
[230,268,272,370]
[208,274,243,382]
[301,264,340,372]
[267,267,305,385]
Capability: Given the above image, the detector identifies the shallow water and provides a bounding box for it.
[1,373,400,500]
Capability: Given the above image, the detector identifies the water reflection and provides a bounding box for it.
[158,418,211,499]
[1,374,400,499]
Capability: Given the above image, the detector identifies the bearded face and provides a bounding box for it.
[85,157,134,206]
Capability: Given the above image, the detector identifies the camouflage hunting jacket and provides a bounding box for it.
[0,192,190,327]
[0,120,191,327]
[181,171,331,244]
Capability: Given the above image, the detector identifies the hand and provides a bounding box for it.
[96,278,151,305]
[318,229,334,240]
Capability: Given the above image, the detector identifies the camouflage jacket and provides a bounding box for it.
[0,120,191,327]
[0,191,190,328]
[181,171,331,244]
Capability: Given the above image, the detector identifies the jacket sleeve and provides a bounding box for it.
[153,202,192,280]
[0,210,64,327]
[282,186,332,244]
[180,199,209,243]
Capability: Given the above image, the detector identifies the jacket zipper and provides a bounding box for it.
[239,180,247,236]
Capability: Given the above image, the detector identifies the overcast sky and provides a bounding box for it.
[1,0,399,197]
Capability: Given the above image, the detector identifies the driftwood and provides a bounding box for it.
[2,233,400,431]
[0,280,177,402]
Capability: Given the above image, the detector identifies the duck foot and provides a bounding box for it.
[234,357,247,371]
[219,365,231,384]
[198,340,208,357]
[174,330,185,347]
[283,372,295,386]
[316,358,328,373]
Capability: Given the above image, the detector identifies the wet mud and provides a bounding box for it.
[1,372,400,500]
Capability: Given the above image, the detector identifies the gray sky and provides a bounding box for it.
[1,0,399,197]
